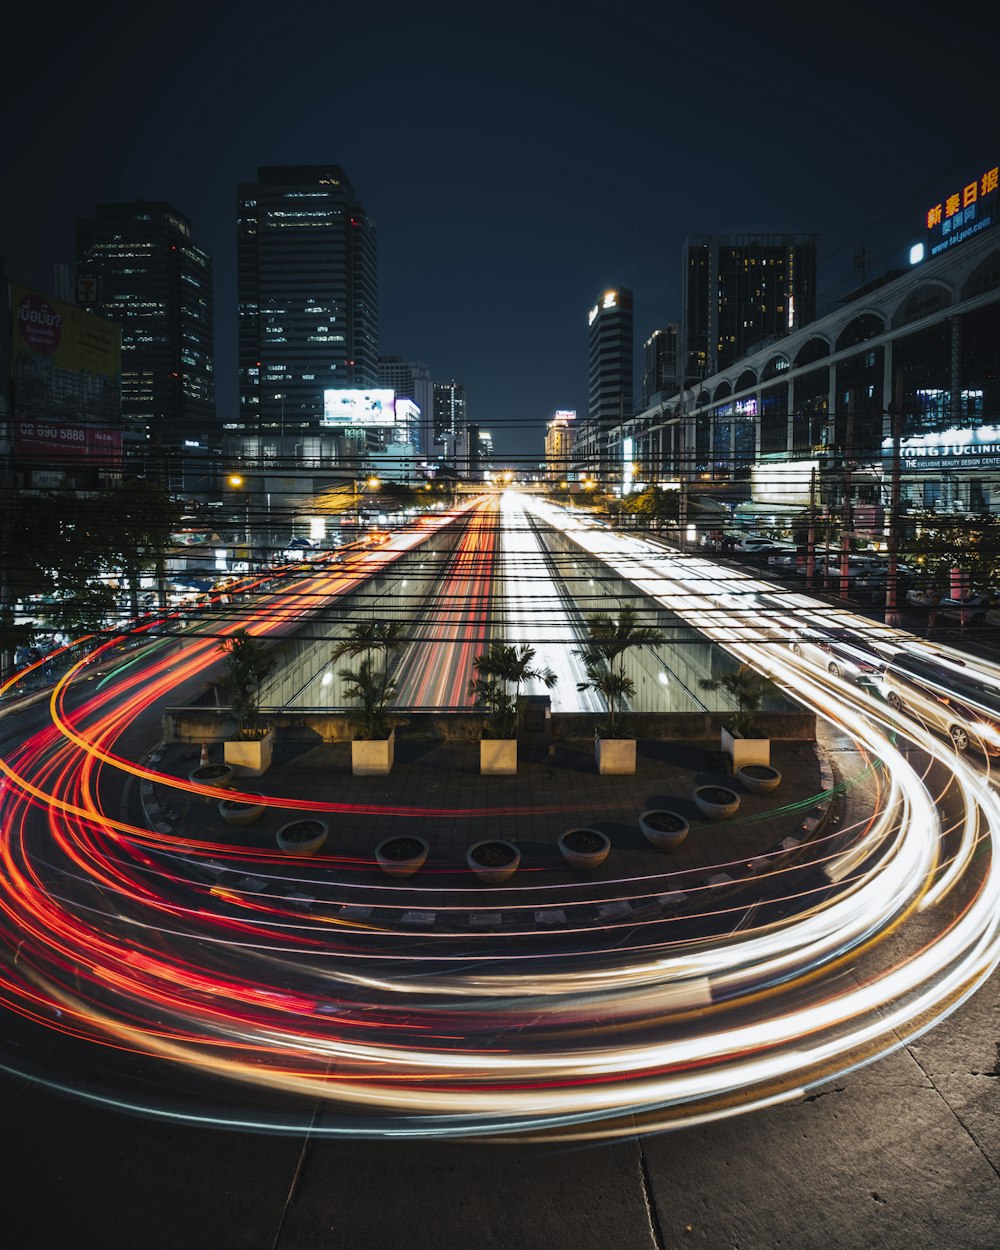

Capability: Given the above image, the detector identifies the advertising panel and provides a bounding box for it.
[751,460,818,507]
[923,161,999,259]
[322,388,397,427]
[884,424,1000,472]
[10,283,121,466]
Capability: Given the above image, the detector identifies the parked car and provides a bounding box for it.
[820,554,881,581]
[855,565,916,598]
[937,591,997,622]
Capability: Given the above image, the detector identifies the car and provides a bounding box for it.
[735,536,783,554]
[789,627,884,682]
[937,590,996,620]
[820,554,880,581]
[880,653,1000,755]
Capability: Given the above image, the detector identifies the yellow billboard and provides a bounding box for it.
[10,283,120,427]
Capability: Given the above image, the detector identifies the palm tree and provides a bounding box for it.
[219,628,275,739]
[699,662,767,737]
[330,620,407,739]
[467,642,558,739]
[574,607,665,737]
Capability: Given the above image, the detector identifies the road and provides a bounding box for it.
[1,492,1000,1245]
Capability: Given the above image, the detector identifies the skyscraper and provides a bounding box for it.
[432,380,467,445]
[75,201,214,450]
[378,356,433,454]
[681,234,817,384]
[588,288,634,426]
[237,166,377,438]
[640,324,679,408]
[576,287,633,476]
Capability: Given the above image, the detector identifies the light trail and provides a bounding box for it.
[0,493,995,1140]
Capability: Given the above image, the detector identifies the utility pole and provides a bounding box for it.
[884,372,904,627]
[839,390,856,601]
[806,464,817,591]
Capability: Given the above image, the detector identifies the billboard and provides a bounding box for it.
[751,460,818,507]
[322,388,397,427]
[10,283,121,464]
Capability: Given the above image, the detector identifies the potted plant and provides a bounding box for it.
[219,628,276,776]
[693,784,741,820]
[575,607,664,774]
[699,662,771,768]
[218,793,267,826]
[276,818,329,856]
[466,839,521,883]
[638,809,690,850]
[558,827,611,870]
[467,642,558,775]
[187,762,234,794]
[330,621,406,775]
[375,835,429,878]
[736,762,782,793]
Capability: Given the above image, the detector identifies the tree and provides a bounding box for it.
[330,620,407,739]
[467,642,558,739]
[574,607,664,737]
[219,628,275,739]
[699,662,767,737]
[94,480,183,616]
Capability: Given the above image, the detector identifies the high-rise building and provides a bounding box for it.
[378,356,433,454]
[577,287,633,476]
[75,201,214,450]
[544,410,575,481]
[237,166,377,438]
[588,288,634,426]
[433,380,467,445]
[640,324,679,408]
[681,233,817,384]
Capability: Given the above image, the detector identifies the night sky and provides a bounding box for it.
[4,0,998,461]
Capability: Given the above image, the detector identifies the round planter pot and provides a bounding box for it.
[375,835,429,878]
[467,839,521,884]
[558,827,611,870]
[693,785,741,821]
[736,763,782,794]
[638,809,690,850]
[218,795,266,826]
[276,818,329,857]
[188,763,234,793]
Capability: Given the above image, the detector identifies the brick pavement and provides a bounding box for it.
[141,733,857,929]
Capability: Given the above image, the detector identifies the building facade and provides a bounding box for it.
[576,287,634,478]
[237,166,377,443]
[378,356,433,454]
[641,324,679,409]
[615,217,1000,530]
[682,234,816,385]
[545,410,575,481]
[432,380,467,445]
[75,201,214,455]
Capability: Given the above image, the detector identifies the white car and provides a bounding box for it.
[789,627,883,682]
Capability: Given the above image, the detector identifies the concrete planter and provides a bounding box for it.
[721,726,770,769]
[638,809,690,850]
[694,784,741,821]
[218,795,267,826]
[595,736,636,775]
[467,839,521,884]
[375,835,429,878]
[480,738,517,775]
[187,763,233,795]
[276,818,329,857]
[352,729,395,776]
[558,827,610,870]
[736,763,782,794]
[224,727,274,777]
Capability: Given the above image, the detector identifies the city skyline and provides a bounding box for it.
[3,1,998,460]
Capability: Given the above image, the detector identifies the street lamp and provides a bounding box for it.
[228,474,250,553]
